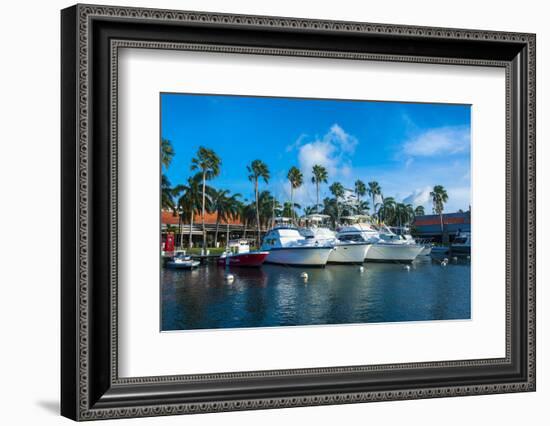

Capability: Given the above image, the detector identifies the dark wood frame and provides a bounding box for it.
[61,4,536,421]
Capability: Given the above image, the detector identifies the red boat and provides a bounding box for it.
[217,240,269,267]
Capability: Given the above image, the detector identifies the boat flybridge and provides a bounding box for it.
[260,217,334,266]
[299,214,371,264]
[337,215,424,262]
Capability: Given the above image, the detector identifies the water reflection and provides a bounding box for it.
[161,257,471,331]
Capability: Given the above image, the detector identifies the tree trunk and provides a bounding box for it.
[214,216,220,247]
[202,172,206,250]
[255,181,260,248]
[226,222,230,248]
[316,182,319,213]
[188,210,194,249]
[290,184,294,224]
[178,213,183,249]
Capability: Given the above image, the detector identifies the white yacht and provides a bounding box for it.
[337,217,424,262]
[300,214,371,264]
[388,225,432,256]
[260,225,334,266]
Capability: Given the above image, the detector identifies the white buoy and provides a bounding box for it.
[225,273,235,282]
[359,266,365,273]
[441,260,448,267]
[452,256,458,262]
[443,257,449,263]
[404,265,411,271]
[466,255,471,260]
[300,272,308,281]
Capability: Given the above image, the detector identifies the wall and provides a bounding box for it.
[0,0,546,424]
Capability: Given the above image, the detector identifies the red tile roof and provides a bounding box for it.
[161,210,242,226]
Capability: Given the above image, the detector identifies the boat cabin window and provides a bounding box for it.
[338,234,365,242]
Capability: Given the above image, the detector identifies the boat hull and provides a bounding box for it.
[328,243,370,264]
[450,245,471,255]
[217,251,269,267]
[365,244,424,262]
[419,245,432,256]
[165,260,200,269]
[265,247,333,266]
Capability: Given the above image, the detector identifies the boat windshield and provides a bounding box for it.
[338,233,365,242]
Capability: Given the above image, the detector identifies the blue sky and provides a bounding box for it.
[161,93,471,213]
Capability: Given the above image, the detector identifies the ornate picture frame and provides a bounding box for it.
[61,4,535,421]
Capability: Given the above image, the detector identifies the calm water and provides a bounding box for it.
[161,256,471,331]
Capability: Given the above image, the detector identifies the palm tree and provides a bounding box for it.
[191,147,221,250]
[329,182,345,225]
[258,191,280,230]
[367,181,382,219]
[379,197,396,224]
[287,166,303,223]
[355,200,370,215]
[160,139,176,211]
[174,174,203,249]
[311,165,328,213]
[354,180,367,208]
[161,174,175,211]
[414,205,425,217]
[211,190,242,247]
[430,185,449,233]
[303,205,318,216]
[247,160,270,247]
[321,197,339,228]
[282,201,301,219]
[161,138,175,169]
[394,203,414,228]
[240,202,256,240]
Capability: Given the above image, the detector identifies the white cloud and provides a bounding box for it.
[403,186,432,207]
[285,133,308,153]
[403,126,470,157]
[295,123,358,179]
[280,124,359,209]
[401,185,470,213]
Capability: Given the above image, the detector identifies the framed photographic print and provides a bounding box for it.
[61,4,536,421]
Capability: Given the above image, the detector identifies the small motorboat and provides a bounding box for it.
[218,239,269,267]
[165,253,200,269]
[451,232,471,255]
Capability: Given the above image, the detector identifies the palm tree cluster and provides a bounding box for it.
[161,139,451,248]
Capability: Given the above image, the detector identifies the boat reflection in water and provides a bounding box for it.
[161,256,471,331]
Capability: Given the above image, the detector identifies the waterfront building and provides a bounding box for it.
[412,211,471,242]
[161,210,268,248]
